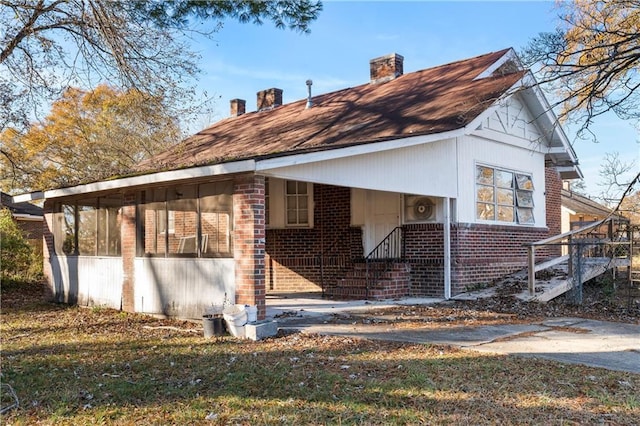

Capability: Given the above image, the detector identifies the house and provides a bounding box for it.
[561,184,628,233]
[13,48,581,320]
[1,191,44,248]
[560,185,629,257]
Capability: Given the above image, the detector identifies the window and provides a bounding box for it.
[476,165,534,224]
[199,181,233,257]
[54,204,76,255]
[258,178,311,229]
[53,196,122,256]
[77,199,97,255]
[97,195,122,256]
[141,188,168,255]
[286,180,310,226]
[138,181,233,258]
[167,186,197,255]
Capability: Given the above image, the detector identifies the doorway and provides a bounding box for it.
[364,190,400,256]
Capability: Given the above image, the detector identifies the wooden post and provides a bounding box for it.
[528,245,536,297]
[567,235,573,278]
[569,243,584,305]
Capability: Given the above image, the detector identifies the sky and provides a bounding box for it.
[189,0,639,199]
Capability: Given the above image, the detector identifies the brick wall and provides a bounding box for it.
[17,219,43,242]
[450,223,548,295]
[233,174,266,319]
[265,184,362,292]
[545,166,563,256]
[265,187,553,298]
[403,223,445,297]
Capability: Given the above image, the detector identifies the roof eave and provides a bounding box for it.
[12,159,256,202]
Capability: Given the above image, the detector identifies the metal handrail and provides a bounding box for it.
[365,226,405,261]
[364,227,405,298]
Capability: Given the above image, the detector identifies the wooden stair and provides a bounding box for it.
[453,257,631,303]
[516,257,630,302]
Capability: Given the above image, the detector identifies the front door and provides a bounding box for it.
[364,190,400,256]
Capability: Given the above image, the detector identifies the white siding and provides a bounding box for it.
[262,139,458,197]
[49,256,123,309]
[134,258,235,319]
[456,135,547,226]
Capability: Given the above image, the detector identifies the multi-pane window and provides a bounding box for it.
[286,180,309,226]
[476,165,534,224]
[53,195,122,256]
[138,181,233,257]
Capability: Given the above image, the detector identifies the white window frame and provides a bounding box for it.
[285,180,313,228]
[264,178,313,229]
[475,164,534,225]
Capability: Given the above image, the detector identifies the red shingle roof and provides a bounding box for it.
[138,48,524,173]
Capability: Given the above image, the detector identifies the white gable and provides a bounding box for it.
[477,96,544,144]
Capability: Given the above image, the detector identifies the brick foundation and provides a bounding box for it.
[450,223,549,295]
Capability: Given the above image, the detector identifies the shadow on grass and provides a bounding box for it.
[2,300,640,424]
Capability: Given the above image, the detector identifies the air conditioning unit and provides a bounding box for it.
[404,195,435,222]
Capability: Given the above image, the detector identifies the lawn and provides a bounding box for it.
[1,281,639,425]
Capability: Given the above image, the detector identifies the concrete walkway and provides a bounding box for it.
[266,293,640,374]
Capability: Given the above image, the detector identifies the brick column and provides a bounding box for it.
[233,174,266,319]
[545,167,563,257]
[121,192,137,312]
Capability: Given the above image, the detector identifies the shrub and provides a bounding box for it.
[0,208,40,281]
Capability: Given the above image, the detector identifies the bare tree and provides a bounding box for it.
[521,1,640,215]
[597,152,638,205]
[0,0,322,132]
[521,1,639,139]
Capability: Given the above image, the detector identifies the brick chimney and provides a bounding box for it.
[230,99,246,117]
[370,53,404,84]
[257,88,283,111]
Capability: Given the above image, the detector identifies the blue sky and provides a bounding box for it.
[191,0,638,199]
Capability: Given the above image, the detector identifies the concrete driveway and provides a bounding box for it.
[267,294,640,374]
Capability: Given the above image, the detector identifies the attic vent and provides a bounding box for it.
[492,59,520,76]
[370,53,404,84]
[404,195,435,222]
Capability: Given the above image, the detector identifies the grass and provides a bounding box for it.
[1,282,639,425]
